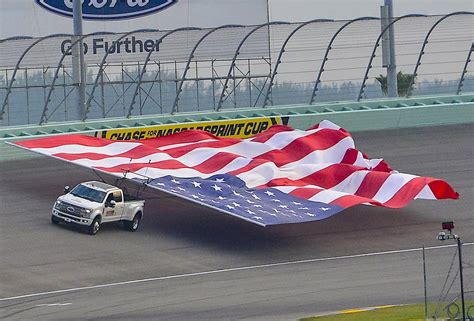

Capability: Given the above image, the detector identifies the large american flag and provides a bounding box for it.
[12,120,458,226]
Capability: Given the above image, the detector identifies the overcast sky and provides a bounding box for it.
[0,0,472,39]
[268,0,473,21]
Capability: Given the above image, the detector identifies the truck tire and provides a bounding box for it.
[51,215,60,225]
[88,217,101,235]
[125,212,141,232]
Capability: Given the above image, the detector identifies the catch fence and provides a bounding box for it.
[0,13,473,126]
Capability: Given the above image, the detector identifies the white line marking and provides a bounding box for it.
[35,303,72,307]
[1,243,472,303]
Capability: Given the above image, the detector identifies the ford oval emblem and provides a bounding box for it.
[67,206,75,212]
[35,0,178,20]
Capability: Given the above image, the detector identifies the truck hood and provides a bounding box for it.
[58,194,101,211]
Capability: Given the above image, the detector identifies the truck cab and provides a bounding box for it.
[51,181,145,235]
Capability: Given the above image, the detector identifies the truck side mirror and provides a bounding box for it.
[109,200,116,208]
[64,186,70,194]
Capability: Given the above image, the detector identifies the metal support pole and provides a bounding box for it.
[216,21,290,111]
[73,0,86,120]
[457,237,466,321]
[406,11,473,97]
[357,14,425,101]
[422,245,428,321]
[309,17,379,105]
[382,0,398,97]
[457,43,474,95]
[40,32,114,124]
[262,19,333,108]
[84,28,159,121]
[1,34,71,121]
[172,25,243,114]
[25,68,30,124]
[127,27,200,118]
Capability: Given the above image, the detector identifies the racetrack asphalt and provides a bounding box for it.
[0,124,473,320]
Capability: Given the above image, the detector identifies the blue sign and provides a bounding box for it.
[35,0,178,20]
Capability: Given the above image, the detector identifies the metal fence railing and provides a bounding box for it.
[0,13,473,126]
[424,244,474,321]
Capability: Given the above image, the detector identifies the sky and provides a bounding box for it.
[268,0,473,21]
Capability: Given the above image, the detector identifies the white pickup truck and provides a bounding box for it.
[51,181,145,235]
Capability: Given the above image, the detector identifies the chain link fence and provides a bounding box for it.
[0,13,473,126]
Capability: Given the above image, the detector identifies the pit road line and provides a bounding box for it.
[1,242,472,303]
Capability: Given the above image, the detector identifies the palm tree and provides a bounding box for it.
[376,71,414,97]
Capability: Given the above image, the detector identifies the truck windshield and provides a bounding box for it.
[70,184,106,203]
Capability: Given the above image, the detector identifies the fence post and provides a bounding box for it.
[456,43,474,95]
[423,245,428,321]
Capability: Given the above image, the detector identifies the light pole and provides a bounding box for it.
[381,0,398,97]
[437,221,466,321]
[72,0,86,120]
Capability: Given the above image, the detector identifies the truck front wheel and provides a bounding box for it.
[88,217,101,235]
[125,212,141,232]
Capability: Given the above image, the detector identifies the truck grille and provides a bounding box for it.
[56,202,87,217]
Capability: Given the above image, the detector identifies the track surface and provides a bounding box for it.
[0,124,473,320]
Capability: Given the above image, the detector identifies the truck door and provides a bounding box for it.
[103,191,124,222]
[103,193,116,222]
[112,190,125,219]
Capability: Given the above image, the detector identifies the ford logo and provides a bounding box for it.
[35,0,178,20]
[67,206,75,212]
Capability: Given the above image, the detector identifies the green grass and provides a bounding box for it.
[300,302,474,321]
[300,305,424,321]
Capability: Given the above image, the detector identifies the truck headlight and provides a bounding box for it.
[55,200,62,208]
[82,209,92,218]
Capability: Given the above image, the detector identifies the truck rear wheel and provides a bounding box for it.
[88,217,101,235]
[125,212,141,232]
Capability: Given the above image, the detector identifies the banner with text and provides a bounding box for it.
[95,117,289,140]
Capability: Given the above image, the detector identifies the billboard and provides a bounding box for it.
[0,0,270,68]
[0,0,270,38]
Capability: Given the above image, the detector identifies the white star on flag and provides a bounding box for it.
[192,181,202,188]
[264,191,274,196]
[211,184,222,192]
